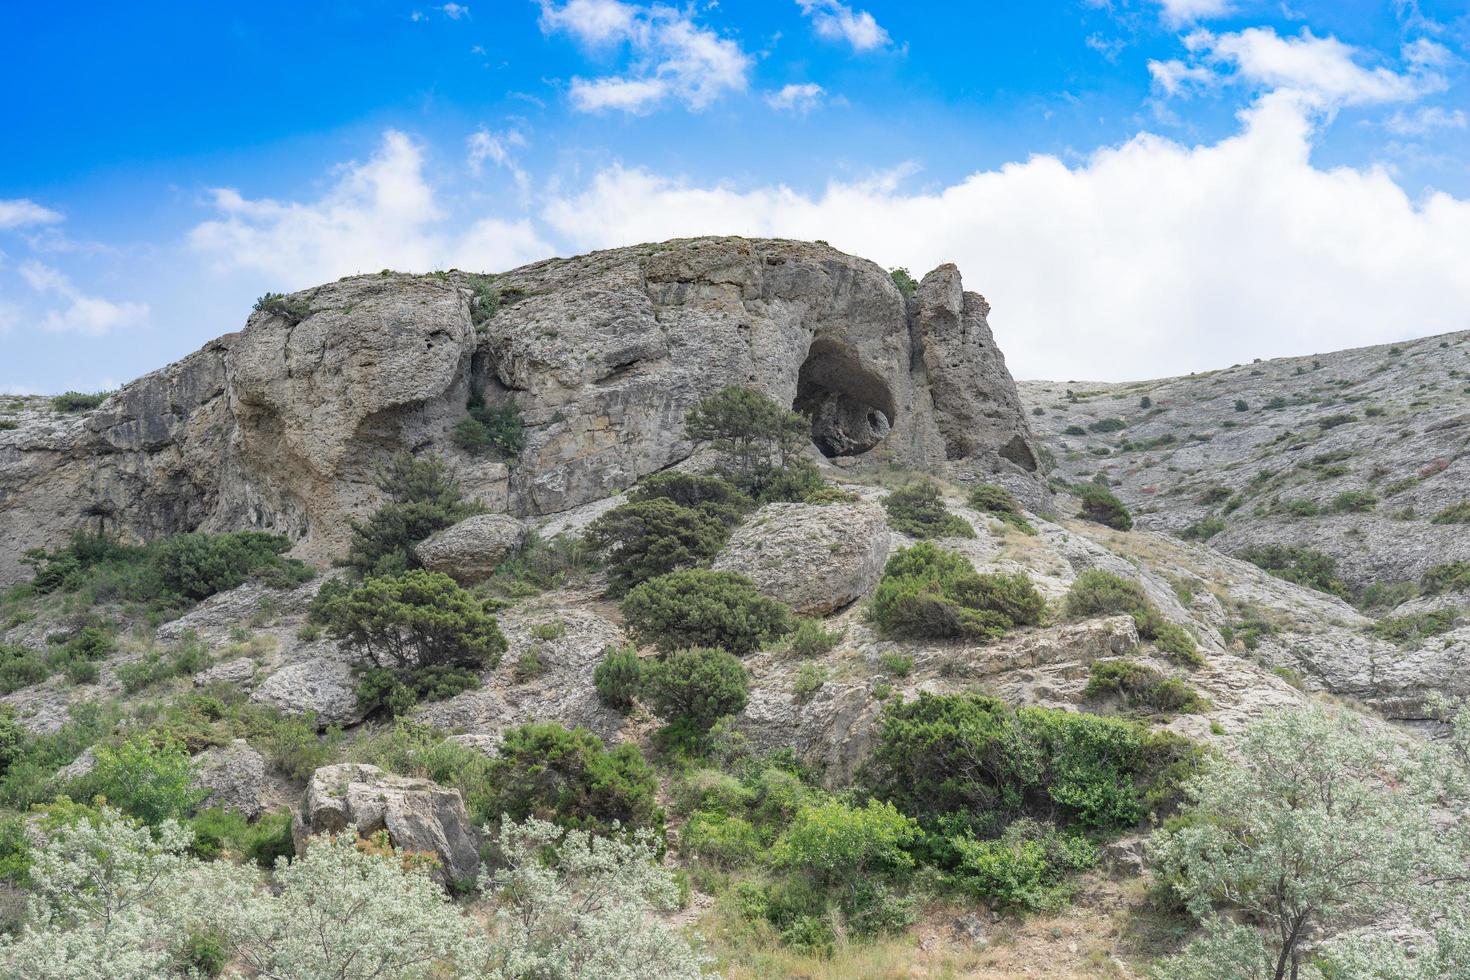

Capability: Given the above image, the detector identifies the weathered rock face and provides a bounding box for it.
[712,501,889,615]
[193,739,267,818]
[413,513,529,584]
[0,238,1043,584]
[298,763,481,884]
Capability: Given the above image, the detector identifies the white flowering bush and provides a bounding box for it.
[1148,704,1470,980]
[484,817,708,980]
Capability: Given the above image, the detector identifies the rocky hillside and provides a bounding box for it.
[1020,330,1470,593]
[0,237,1043,587]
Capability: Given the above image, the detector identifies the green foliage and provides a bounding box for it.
[116,637,213,694]
[879,651,914,677]
[1063,425,1087,436]
[476,722,664,837]
[1139,396,1152,408]
[967,484,1036,535]
[1181,515,1226,541]
[1422,560,1470,595]
[881,481,975,539]
[252,291,311,323]
[179,929,229,976]
[593,645,644,710]
[641,647,750,734]
[150,531,310,600]
[467,274,500,324]
[1087,417,1127,433]
[792,663,828,703]
[620,569,794,654]
[1317,412,1358,429]
[1064,569,1201,666]
[1233,399,1249,412]
[869,542,1045,641]
[47,626,117,685]
[1076,483,1133,530]
[1331,489,1378,513]
[75,732,205,826]
[1431,500,1470,524]
[453,393,526,459]
[584,498,731,595]
[889,267,917,299]
[344,454,481,576]
[949,818,1097,912]
[352,664,480,719]
[1370,608,1458,646]
[628,471,755,518]
[783,617,843,658]
[318,569,506,673]
[684,386,810,499]
[1238,544,1350,599]
[776,799,917,885]
[680,810,761,867]
[1084,659,1207,715]
[0,643,49,694]
[865,692,1201,835]
[50,390,111,412]
[0,708,23,780]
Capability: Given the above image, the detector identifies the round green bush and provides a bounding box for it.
[1076,485,1132,530]
[584,498,731,595]
[620,570,794,655]
[868,543,1045,641]
[593,646,644,711]
[319,569,507,672]
[881,481,975,539]
[641,647,749,733]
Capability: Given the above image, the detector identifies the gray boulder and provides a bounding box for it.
[413,513,528,583]
[298,763,481,884]
[193,739,266,818]
[712,502,889,616]
[251,658,363,726]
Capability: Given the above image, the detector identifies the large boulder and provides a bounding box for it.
[298,763,481,884]
[712,502,889,615]
[413,513,528,583]
[193,739,266,818]
[251,658,363,726]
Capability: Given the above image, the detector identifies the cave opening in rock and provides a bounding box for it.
[793,338,898,458]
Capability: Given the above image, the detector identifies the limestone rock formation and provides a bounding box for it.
[297,763,481,884]
[0,238,1043,585]
[711,501,889,615]
[251,658,363,727]
[413,513,529,584]
[193,739,267,818]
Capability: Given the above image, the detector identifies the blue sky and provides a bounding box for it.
[2,0,1468,390]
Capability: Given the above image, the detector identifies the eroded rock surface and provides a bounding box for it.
[193,739,266,818]
[414,513,528,583]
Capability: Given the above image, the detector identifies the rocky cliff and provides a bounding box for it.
[0,238,1043,585]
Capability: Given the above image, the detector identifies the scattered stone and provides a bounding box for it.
[193,739,266,818]
[251,658,363,726]
[194,656,258,689]
[413,513,529,584]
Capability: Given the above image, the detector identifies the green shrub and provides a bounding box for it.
[641,648,749,735]
[866,693,1201,834]
[352,664,480,719]
[47,626,116,685]
[593,646,644,711]
[684,386,809,499]
[1063,570,1200,666]
[1084,659,1207,715]
[882,481,975,539]
[243,809,296,868]
[1076,484,1132,530]
[1431,500,1470,525]
[584,498,731,595]
[890,267,917,299]
[1370,609,1458,646]
[621,570,794,654]
[76,732,205,826]
[869,542,1044,642]
[949,818,1097,912]
[793,663,828,704]
[1422,561,1470,595]
[252,292,311,323]
[783,618,843,658]
[1233,399,1248,412]
[453,395,526,459]
[628,472,754,523]
[1331,490,1378,513]
[179,929,230,976]
[474,722,663,837]
[776,799,917,885]
[344,454,481,576]
[1063,425,1086,436]
[1281,498,1322,518]
[0,709,23,780]
[318,569,506,673]
[967,484,1036,535]
[0,645,48,694]
[681,811,761,867]
[151,531,310,600]
[1181,516,1225,541]
[50,391,111,412]
[1317,413,1357,429]
[1087,418,1126,433]
[1237,545,1349,599]
[879,651,914,677]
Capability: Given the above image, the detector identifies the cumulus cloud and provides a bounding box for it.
[796,0,891,52]
[538,92,1470,381]
[0,199,64,230]
[538,0,749,113]
[765,83,826,114]
[439,3,469,19]
[18,260,148,337]
[1155,0,1234,27]
[1176,27,1449,106]
[467,127,530,196]
[190,130,551,285]
[1385,105,1468,135]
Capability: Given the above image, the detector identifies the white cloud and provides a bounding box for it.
[18,260,148,337]
[0,199,63,230]
[1178,27,1449,106]
[1147,57,1216,96]
[1156,0,1234,27]
[467,127,531,198]
[539,1,749,113]
[538,92,1470,382]
[796,0,890,52]
[190,130,551,285]
[439,3,469,19]
[1385,105,1468,135]
[765,83,826,114]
